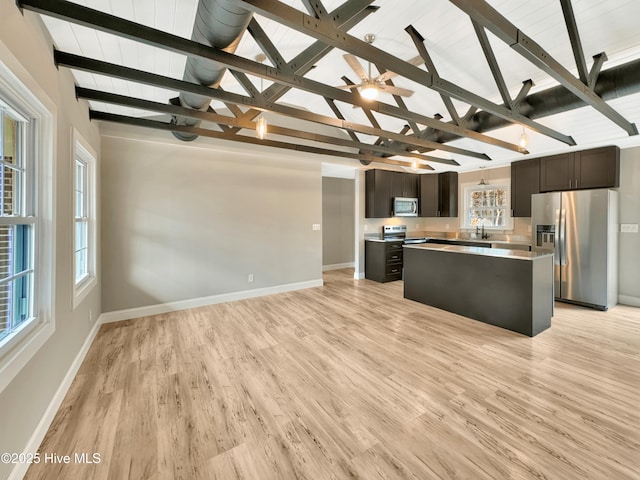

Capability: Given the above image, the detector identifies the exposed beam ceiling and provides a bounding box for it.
[76,87,456,166]
[89,111,433,170]
[53,50,489,160]
[19,0,527,157]
[236,0,576,146]
[20,0,640,172]
[449,0,638,136]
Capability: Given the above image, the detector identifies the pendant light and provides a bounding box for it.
[519,126,528,149]
[255,54,267,140]
[478,166,487,186]
[256,115,267,140]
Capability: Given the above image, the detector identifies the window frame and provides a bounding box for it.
[460,178,514,231]
[0,49,56,394]
[72,130,97,309]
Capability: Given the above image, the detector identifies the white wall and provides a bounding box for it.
[617,148,640,305]
[0,2,101,479]
[322,177,355,267]
[100,125,323,313]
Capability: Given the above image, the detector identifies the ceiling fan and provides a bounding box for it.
[337,33,423,100]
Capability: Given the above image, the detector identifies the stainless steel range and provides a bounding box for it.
[381,224,407,241]
[382,224,428,244]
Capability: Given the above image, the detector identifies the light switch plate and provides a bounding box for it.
[621,223,639,233]
[312,224,321,231]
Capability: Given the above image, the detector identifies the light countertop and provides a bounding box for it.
[403,243,552,260]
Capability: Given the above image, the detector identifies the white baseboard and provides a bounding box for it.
[618,295,640,307]
[354,272,365,280]
[8,317,103,480]
[322,262,354,271]
[101,279,324,324]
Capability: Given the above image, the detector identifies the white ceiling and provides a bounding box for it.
[39,0,640,172]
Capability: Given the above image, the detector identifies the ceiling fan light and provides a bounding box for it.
[360,81,378,100]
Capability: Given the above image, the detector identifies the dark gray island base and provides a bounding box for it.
[403,244,554,337]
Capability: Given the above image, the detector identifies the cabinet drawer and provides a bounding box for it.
[386,250,403,263]
[385,242,403,252]
[386,264,402,277]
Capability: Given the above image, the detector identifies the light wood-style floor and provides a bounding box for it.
[26,269,640,480]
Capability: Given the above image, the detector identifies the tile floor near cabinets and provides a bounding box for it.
[25,269,640,480]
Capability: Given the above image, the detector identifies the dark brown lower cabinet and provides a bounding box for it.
[365,240,403,282]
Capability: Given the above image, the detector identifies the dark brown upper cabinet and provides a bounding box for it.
[510,158,540,217]
[366,170,420,218]
[575,146,620,189]
[540,146,619,192]
[419,172,458,217]
[418,174,439,217]
[391,171,419,198]
[365,169,393,218]
[438,172,459,217]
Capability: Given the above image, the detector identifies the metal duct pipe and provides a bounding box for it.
[172,0,253,141]
[400,57,640,147]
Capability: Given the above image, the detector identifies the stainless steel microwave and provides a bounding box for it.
[393,197,418,217]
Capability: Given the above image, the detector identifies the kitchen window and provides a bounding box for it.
[0,56,55,393]
[73,133,96,308]
[462,181,512,229]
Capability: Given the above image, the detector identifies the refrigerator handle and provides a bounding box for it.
[560,208,567,266]
[554,208,561,265]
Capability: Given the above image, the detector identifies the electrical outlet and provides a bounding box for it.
[527,224,532,233]
[248,274,254,283]
[445,223,449,230]
[621,223,639,233]
[312,224,321,231]
[89,309,93,324]
[364,224,368,231]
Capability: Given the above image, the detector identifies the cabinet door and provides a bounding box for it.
[540,152,574,192]
[439,172,458,217]
[575,146,620,189]
[366,170,393,218]
[390,172,405,198]
[511,158,540,217]
[391,172,418,198]
[403,173,419,198]
[419,174,439,217]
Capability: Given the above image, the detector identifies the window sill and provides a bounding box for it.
[0,319,54,393]
[73,275,97,310]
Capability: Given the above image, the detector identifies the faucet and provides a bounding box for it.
[476,224,490,240]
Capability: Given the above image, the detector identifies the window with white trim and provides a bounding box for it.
[0,104,34,345]
[75,157,88,283]
[72,136,96,307]
[0,55,55,394]
[462,181,513,229]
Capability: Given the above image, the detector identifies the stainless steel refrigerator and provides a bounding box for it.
[531,189,618,310]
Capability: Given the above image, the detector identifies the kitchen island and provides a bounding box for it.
[403,243,554,336]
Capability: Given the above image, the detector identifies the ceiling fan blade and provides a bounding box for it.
[343,54,369,81]
[336,84,359,90]
[376,55,425,82]
[379,84,415,97]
